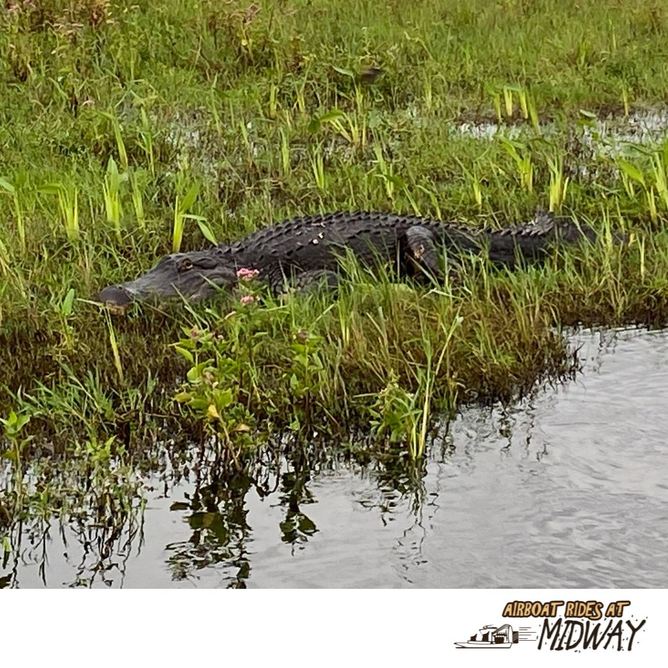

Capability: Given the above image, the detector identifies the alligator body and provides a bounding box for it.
[97,210,594,308]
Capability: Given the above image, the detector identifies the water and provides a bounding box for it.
[3,328,668,588]
[454,107,668,181]
[455,108,668,153]
[162,106,668,183]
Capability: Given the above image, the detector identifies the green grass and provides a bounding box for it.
[2,0,668,531]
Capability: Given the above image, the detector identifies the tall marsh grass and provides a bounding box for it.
[1,0,668,473]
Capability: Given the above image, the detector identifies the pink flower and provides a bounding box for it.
[240,294,256,305]
[236,267,260,281]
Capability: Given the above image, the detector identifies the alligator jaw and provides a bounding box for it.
[97,284,135,313]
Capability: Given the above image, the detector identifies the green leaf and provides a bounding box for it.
[61,288,75,317]
[188,397,211,411]
[319,108,346,123]
[38,183,64,196]
[332,66,355,78]
[195,218,218,245]
[179,183,199,214]
[186,359,213,383]
[617,160,646,186]
[0,177,15,194]
[173,346,194,364]
[213,388,234,411]
[289,416,301,431]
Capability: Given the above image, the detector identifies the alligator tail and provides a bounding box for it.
[485,210,596,265]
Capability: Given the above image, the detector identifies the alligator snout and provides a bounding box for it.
[97,285,134,310]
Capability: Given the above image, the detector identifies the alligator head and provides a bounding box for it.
[97,247,239,309]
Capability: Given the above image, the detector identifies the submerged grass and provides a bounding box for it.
[2,0,668,535]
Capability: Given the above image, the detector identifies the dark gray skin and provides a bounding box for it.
[97,210,594,308]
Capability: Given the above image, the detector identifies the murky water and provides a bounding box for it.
[162,106,668,183]
[3,327,668,588]
[455,107,668,151]
[454,108,668,181]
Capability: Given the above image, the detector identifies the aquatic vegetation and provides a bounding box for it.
[2,0,668,559]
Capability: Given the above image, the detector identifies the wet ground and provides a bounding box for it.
[3,327,668,588]
[455,107,668,150]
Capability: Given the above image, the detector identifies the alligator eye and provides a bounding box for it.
[178,259,194,272]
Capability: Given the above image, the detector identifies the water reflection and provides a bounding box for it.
[165,469,253,588]
[2,327,668,588]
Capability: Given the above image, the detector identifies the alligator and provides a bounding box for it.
[97,210,595,309]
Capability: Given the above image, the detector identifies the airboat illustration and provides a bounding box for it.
[454,624,519,649]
